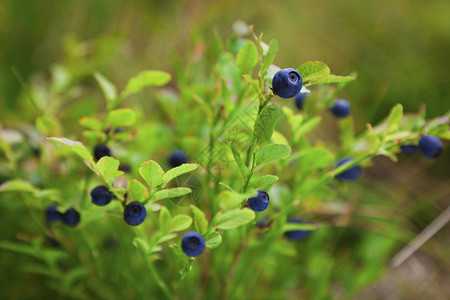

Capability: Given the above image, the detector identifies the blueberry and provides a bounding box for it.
[181,232,205,257]
[272,68,303,99]
[118,164,131,173]
[419,135,444,159]
[169,151,188,168]
[330,99,350,118]
[284,218,310,240]
[94,145,111,161]
[334,158,361,181]
[46,205,61,223]
[62,208,81,227]
[123,201,147,226]
[400,145,418,154]
[247,190,270,212]
[90,185,114,206]
[294,93,308,110]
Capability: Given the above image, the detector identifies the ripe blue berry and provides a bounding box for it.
[169,151,188,168]
[330,99,350,118]
[94,145,111,161]
[272,68,303,99]
[181,232,205,257]
[400,145,418,154]
[46,205,61,223]
[419,135,444,158]
[247,190,270,212]
[123,201,147,226]
[334,158,361,181]
[284,218,310,240]
[294,93,308,110]
[90,185,114,206]
[62,208,81,227]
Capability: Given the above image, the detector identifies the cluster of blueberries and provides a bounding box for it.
[46,205,81,227]
[273,68,445,161]
[45,146,204,256]
[272,68,351,118]
[44,69,445,258]
[269,67,446,239]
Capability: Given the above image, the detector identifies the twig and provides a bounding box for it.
[390,205,450,268]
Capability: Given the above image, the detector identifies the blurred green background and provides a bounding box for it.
[2,0,450,122]
[1,0,449,299]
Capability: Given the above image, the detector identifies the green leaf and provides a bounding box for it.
[162,163,199,186]
[0,180,36,193]
[159,207,171,233]
[282,222,317,232]
[293,116,322,143]
[205,231,222,249]
[297,61,330,82]
[249,175,279,188]
[271,130,289,145]
[133,238,150,254]
[0,240,37,257]
[170,215,193,232]
[377,148,398,162]
[255,144,291,166]
[36,116,61,136]
[151,188,191,202]
[293,146,334,176]
[96,156,124,179]
[230,143,250,178]
[94,72,117,105]
[218,190,248,210]
[157,233,177,244]
[306,74,355,86]
[254,105,281,145]
[139,160,165,190]
[261,39,278,74]
[242,74,261,94]
[282,106,304,131]
[128,179,148,202]
[62,266,89,292]
[190,205,208,235]
[236,41,258,74]
[339,117,354,149]
[215,208,255,230]
[48,137,94,165]
[386,104,403,133]
[122,70,171,97]
[78,116,103,130]
[107,108,136,128]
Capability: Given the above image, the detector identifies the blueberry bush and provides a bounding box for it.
[0,23,449,299]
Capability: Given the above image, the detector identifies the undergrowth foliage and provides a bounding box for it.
[0,23,449,299]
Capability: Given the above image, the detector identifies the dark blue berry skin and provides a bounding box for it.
[62,208,81,227]
[248,190,270,212]
[335,158,362,181]
[330,99,350,118]
[90,185,114,206]
[294,93,308,110]
[46,205,61,223]
[181,232,205,257]
[94,145,111,161]
[169,151,188,168]
[272,68,303,99]
[400,145,418,154]
[123,201,147,226]
[118,164,131,173]
[284,218,310,240]
[419,135,444,159]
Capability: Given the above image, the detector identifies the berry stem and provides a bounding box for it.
[258,95,272,114]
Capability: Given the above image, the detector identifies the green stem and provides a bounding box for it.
[258,95,273,114]
[135,227,174,300]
